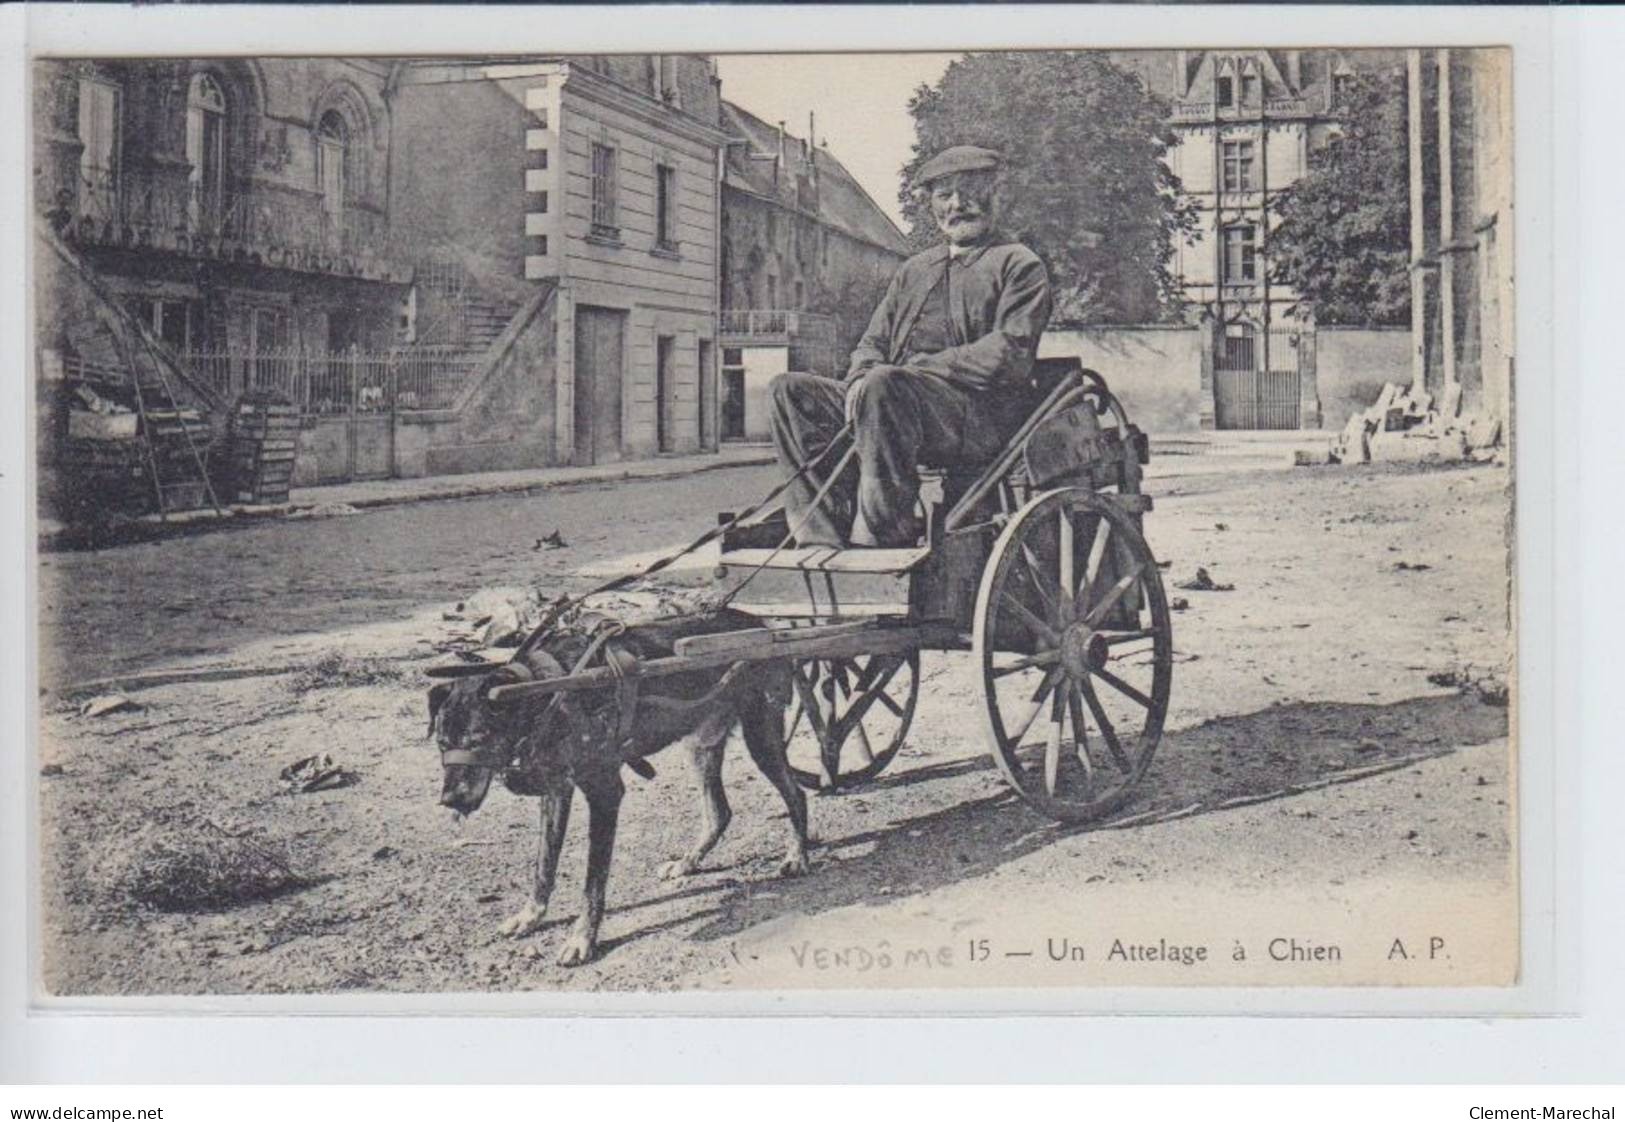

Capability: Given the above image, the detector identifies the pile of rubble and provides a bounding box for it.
[1331,382,1503,465]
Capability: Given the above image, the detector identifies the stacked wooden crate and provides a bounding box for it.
[227,398,300,505]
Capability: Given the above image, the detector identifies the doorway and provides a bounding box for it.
[573,306,626,465]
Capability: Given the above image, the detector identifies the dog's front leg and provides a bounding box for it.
[498,785,571,938]
[556,768,624,967]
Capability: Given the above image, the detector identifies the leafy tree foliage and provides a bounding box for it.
[1269,69,1411,326]
[901,52,1196,324]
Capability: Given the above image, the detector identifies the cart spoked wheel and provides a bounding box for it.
[784,651,920,792]
[973,487,1172,823]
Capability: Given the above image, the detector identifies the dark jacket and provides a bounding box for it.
[847,237,1054,394]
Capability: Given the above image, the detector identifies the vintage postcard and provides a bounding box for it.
[27,40,1518,1001]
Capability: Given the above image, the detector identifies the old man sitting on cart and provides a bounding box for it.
[770,145,1054,548]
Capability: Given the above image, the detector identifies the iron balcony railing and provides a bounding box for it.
[719,309,837,344]
[62,174,399,273]
[1170,96,1315,123]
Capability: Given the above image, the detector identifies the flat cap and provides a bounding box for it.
[912,145,1002,188]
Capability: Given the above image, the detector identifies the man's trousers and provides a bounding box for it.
[768,366,1020,548]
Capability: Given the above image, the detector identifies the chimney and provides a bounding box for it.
[807,112,818,184]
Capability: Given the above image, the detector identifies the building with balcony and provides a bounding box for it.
[717,101,909,441]
[34,59,412,375]
[1105,48,1404,429]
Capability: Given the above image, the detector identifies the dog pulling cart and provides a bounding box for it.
[486,358,1173,825]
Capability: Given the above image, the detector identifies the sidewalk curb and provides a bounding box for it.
[288,450,777,514]
[39,450,777,551]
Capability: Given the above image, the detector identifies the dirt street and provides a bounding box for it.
[35,450,1516,995]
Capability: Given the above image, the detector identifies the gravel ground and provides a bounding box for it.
[35,455,1515,995]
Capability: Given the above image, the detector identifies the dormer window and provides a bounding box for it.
[1240,72,1259,105]
[186,73,228,230]
[1332,71,1353,106]
[1216,75,1234,108]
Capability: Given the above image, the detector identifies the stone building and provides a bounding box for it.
[34,58,412,367]
[716,102,909,441]
[32,57,422,497]
[1104,48,1406,430]
[32,54,908,487]
[390,54,729,469]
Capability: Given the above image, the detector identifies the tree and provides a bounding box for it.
[1269,69,1411,327]
[901,52,1195,324]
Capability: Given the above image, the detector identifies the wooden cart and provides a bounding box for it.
[490,358,1173,825]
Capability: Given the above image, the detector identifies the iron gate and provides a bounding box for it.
[1213,328,1304,430]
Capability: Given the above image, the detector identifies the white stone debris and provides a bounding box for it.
[1329,382,1504,466]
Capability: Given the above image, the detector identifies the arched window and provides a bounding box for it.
[186,72,228,228]
[316,110,349,227]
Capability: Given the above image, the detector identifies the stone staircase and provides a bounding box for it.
[459,296,521,355]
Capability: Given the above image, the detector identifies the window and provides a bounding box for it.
[1332,72,1353,107]
[186,73,228,230]
[1240,73,1259,105]
[316,110,348,229]
[1221,140,1256,192]
[1222,225,1257,284]
[655,164,678,251]
[590,142,619,238]
[124,297,192,350]
[251,307,291,351]
[77,76,121,219]
[1216,75,1234,108]
[766,275,777,307]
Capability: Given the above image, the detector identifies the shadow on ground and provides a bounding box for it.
[605,690,1508,951]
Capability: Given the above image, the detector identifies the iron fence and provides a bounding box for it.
[181,346,475,413]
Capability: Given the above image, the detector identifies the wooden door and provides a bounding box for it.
[573,306,625,465]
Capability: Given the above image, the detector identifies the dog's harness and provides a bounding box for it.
[440,615,751,782]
